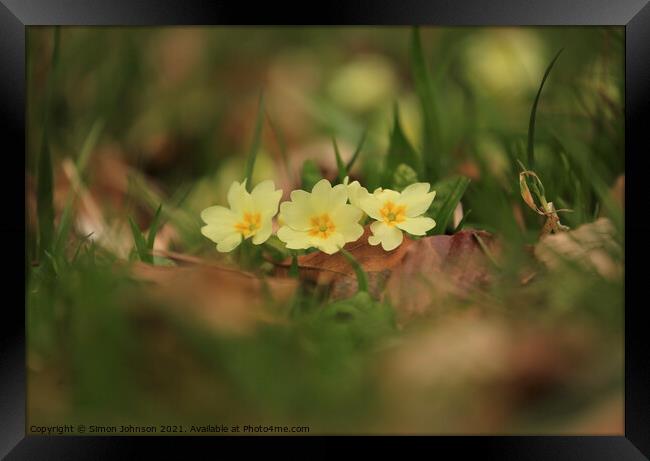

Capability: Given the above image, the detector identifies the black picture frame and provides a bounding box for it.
[2,0,648,458]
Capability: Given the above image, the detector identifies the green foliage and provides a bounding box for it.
[244,92,265,191]
[339,249,369,293]
[382,106,421,186]
[527,49,563,169]
[346,127,367,172]
[37,128,54,259]
[332,136,347,184]
[301,159,323,191]
[67,259,136,411]
[263,235,291,262]
[128,217,149,263]
[410,27,443,181]
[289,253,299,277]
[308,292,396,349]
[427,175,471,235]
[266,110,291,180]
[53,120,105,261]
[36,29,61,260]
[146,204,164,250]
[128,204,163,264]
[391,163,419,192]
[453,209,472,232]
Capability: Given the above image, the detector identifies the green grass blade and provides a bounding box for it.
[346,127,367,172]
[473,232,501,270]
[428,175,471,235]
[37,128,54,257]
[53,120,105,258]
[266,110,291,184]
[383,105,421,186]
[340,248,369,293]
[47,27,61,102]
[146,204,164,250]
[71,232,94,264]
[53,195,74,259]
[43,250,60,276]
[76,119,105,174]
[244,91,265,192]
[36,28,61,258]
[289,254,299,278]
[527,48,563,169]
[453,209,472,232]
[301,159,322,191]
[410,27,442,181]
[128,217,150,263]
[126,172,198,249]
[332,136,347,184]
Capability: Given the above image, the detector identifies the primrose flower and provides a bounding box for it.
[200,179,282,252]
[358,183,436,251]
[343,175,382,208]
[277,179,364,255]
[343,176,366,208]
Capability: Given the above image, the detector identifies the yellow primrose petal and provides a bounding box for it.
[331,203,363,227]
[400,182,430,196]
[330,183,349,207]
[201,179,282,251]
[330,206,364,242]
[358,193,383,220]
[252,217,274,245]
[277,226,312,250]
[398,182,436,217]
[375,188,401,203]
[360,182,436,246]
[251,179,283,216]
[368,220,403,251]
[277,180,362,254]
[337,221,365,243]
[397,216,436,235]
[345,179,371,208]
[201,205,237,226]
[360,188,403,220]
[317,233,346,255]
[201,224,235,243]
[310,179,333,210]
[309,179,348,212]
[226,180,250,213]
[279,190,313,231]
[233,211,263,239]
[216,232,243,252]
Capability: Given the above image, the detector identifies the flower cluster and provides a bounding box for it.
[200,177,436,254]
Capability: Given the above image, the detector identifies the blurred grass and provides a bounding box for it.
[26,26,624,434]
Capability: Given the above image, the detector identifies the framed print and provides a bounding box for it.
[2,0,649,458]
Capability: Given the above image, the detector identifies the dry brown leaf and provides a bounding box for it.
[501,326,593,405]
[131,260,297,335]
[385,230,500,323]
[378,316,597,434]
[274,227,501,324]
[275,225,413,286]
[534,217,622,280]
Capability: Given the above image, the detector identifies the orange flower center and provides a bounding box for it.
[308,213,336,239]
[234,212,261,237]
[380,201,406,227]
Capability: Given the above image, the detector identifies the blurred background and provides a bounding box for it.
[26,26,624,434]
